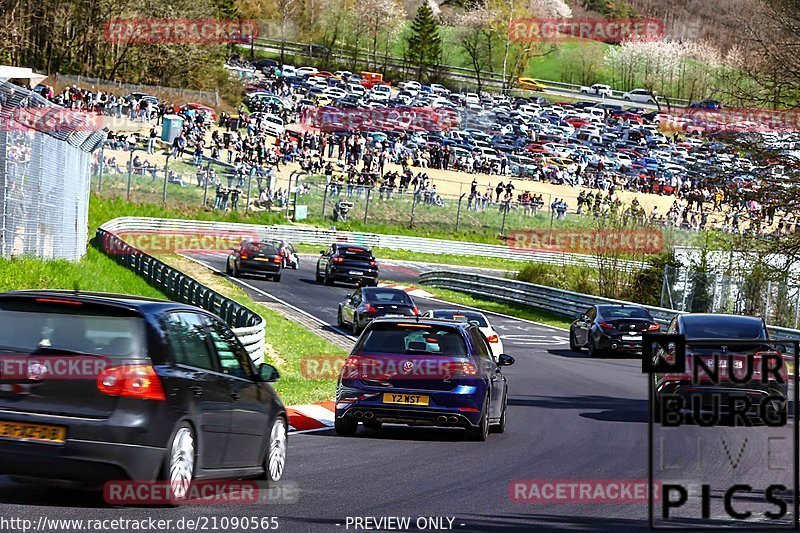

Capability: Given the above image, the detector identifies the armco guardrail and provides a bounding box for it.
[95,228,265,363]
[418,270,800,340]
[99,217,649,272]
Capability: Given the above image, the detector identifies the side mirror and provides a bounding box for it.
[258,363,280,382]
[319,250,325,254]
[774,343,788,355]
[498,354,515,366]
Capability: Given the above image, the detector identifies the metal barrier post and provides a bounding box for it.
[321,183,329,218]
[500,199,509,237]
[126,150,134,200]
[456,192,466,232]
[202,163,210,207]
[245,172,253,214]
[410,195,417,228]
[162,154,171,206]
[98,146,105,192]
[363,187,371,224]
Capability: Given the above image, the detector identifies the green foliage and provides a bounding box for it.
[516,262,598,295]
[581,0,639,18]
[406,3,442,81]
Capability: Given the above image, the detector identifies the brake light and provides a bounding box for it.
[333,257,344,263]
[599,322,615,329]
[34,297,83,306]
[365,304,377,313]
[97,365,166,401]
[273,257,281,263]
[240,253,248,260]
[486,334,499,343]
[648,323,660,331]
[445,361,479,376]
[411,307,420,315]
[370,261,377,266]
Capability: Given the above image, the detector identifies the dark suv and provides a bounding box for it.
[315,243,379,287]
[0,291,287,500]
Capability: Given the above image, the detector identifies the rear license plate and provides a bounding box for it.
[0,421,66,444]
[349,271,361,275]
[382,393,429,406]
[622,335,641,341]
[254,257,270,262]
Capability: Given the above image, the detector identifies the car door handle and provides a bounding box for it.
[231,391,241,401]
[189,385,203,397]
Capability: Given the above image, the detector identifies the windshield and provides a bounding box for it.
[356,323,466,355]
[599,306,652,320]
[430,310,488,327]
[363,290,413,305]
[683,316,767,340]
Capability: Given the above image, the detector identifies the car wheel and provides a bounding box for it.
[263,417,287,482]
[569,330,581,352]
[225,261,232,275]
[362,420,382,430]
[315,268,323,283]
[490,393,507,434]
[324,273,334,286]
[162,423,195,504]
[231,262,240,278]
[273,273,281,282]
[352,317,362,335]
[334,415,358,436]
[466,395,490,442]
[624,96,631,101]
[588,338,601,358]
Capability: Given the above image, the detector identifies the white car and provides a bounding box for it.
[423,309,505,360]
[370,84,392,102]
[334,70,353,80]
[430,84,450,95]
[622,88,658,104]
[465,93,480,106]
[323,87,348,99]
[281,65,297,77]
[256,113,285,136]
[296,66,319,77]
[399,81,422,94]
[580,84,613,97]
[348,83,366,96]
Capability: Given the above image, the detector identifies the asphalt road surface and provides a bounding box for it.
[0,253,794,532]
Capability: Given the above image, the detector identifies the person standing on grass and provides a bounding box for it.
[495,181,504,203]
[147,126,157,155]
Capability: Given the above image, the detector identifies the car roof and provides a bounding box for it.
[334,243,371,252]
[0,290,205,316]
[369,316,472,330]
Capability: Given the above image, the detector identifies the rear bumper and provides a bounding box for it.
[329,268,378,284]
[596,333,643,352]
[657,381,788,413]
[0,438,164,484]
[239,260,280,275]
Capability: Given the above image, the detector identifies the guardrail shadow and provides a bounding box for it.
[509,394,649,424]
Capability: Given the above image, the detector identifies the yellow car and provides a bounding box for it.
[518,77,546,92]
[313,94,333,107]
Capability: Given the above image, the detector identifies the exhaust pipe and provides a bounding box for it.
[353,411,364,419]
[447,416,459,424]
[363,411,374,419]
[437,416,448,424]
[610,343,618,350]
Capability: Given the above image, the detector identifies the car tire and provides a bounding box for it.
[263,416,287,482]
[231,262,240,278]
[315,268,323,283]
[588,338,601,358]
[334,415,358,436]
[569,331,581,352]
[490,393,507,434]
[624,96,631,101]
[162,423,196,504]
[273,273,281,283]
[466,395,490,442]
[324,274,334,286]
[225,261,232,275]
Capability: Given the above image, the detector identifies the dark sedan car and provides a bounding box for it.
[651,314,788,424]
[570,304,660,357]
[334,318,514,441]
[316,243,379,286]
[227,240,283,281]
[0,291,287,501]
[337,287,418,334]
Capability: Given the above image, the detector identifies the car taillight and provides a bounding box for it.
[599,322,615,329]
[411,307,420,315]
[273,257,282,263]
[240,253,248,260]
[370,261,377,266]
[648,323,660,331]
[365,304,377,313]
[333,257,344,262]
[97,365,166,401]
[445,362,479,377]
[486,334,499,343]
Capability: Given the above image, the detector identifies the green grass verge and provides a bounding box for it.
[157,255,345,405]
[414,282,572,330]
[0,246,167,299]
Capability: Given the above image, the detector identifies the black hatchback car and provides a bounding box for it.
[227,240,283,281]
[337,287,419,334]
[316,243,379,286]
[0,291,287,501]
[570,304,660,357]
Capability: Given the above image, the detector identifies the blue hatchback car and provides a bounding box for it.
[334,317,514,441]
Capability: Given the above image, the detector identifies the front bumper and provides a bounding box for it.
[657,381,787,414]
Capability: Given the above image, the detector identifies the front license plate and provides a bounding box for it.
[349,271,362,275]
[0,421,66,444]
[382,393,429,406]
[622,335,641,341]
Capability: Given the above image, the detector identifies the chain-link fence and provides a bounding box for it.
[661,265,800,329]
[0,80,106,260]
[53,74,219,107]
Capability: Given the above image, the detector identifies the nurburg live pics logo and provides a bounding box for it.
[642,334,799,528]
